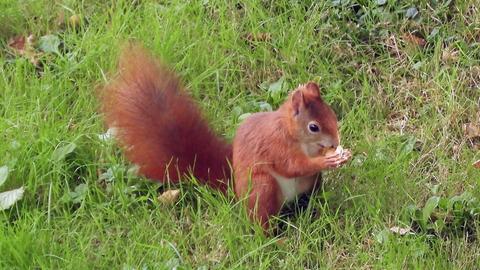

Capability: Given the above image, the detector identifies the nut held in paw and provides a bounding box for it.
[324,145,344,157]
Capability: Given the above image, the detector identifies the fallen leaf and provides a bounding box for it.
[7,34,42,65]
[405,7,419,19]
[98,127,117,141]
[8,35,26,51]
[0,166,8,187]
[464,118,480,149]
[442,47,459,63]
[473,160,480,169]
[402,32,426,47]
[390,226,413,235]
[158,189,180,205]
[463,122,480,139]
[244,32,272,43]
[384,35,403,59]
[55,10,66,26]
[387,113,408,133]
[205,243,227,263]
[0,186,25,210]
[275,237,288,247]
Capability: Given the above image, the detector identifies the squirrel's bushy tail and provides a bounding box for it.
[101,44,232,192]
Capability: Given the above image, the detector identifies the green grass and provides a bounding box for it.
[1,0,480,268]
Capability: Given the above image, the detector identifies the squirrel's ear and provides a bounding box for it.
[304,82,321,98]
[291,90,304,116]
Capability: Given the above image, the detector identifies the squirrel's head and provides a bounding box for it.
[287,82,340,154]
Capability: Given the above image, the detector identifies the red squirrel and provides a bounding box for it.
[101,44,351,231]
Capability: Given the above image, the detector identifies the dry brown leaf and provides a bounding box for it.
[387,114,408,133]
[473,160,480,169]
[205,244,227,263]
[8,35,26,51]
[463,123,480,139]
[384,35,404,59]
[158,189,180,205]
[442,48,459,63]
[402,33,426,47]
[7,34,42,65]
[244,32,272,43]
[275,237,288,247]
[56,10,66,26]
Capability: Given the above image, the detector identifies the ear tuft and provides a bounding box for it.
[304,81,320,98]
[291,90,304,115]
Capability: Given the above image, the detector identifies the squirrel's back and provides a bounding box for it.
[101,45,232,191]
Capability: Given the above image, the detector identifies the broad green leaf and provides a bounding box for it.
[257,101,273,112]
[0,186,25,210]
[38,34,61,54]
[401,136,417,154]
[265,76,287,103]
[71,183,88,204]
[375,229,390,244]
[0,166,8,187]
[422,196,440,222]
[99,168,115,182]
[268,76,285,94]
[52,142,77,162]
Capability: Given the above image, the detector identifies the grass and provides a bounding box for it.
[1,0,479,268]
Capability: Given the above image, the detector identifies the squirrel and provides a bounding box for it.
[100,44,351,231]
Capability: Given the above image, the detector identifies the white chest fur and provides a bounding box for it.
[270,143,322,203]
[270,171,317,203]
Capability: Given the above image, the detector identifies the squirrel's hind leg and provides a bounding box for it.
[246,173,282,232]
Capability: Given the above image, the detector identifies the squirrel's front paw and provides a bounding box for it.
[335,148,351,168]
[324,146,351,169]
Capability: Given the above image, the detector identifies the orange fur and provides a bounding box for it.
[101,44,231,192]
[233,87,346,228]
[100,44,350,232]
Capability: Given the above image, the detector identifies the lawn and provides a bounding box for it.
[1,0,479,269]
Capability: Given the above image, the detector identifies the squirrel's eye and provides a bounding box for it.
[308,122,320,133]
